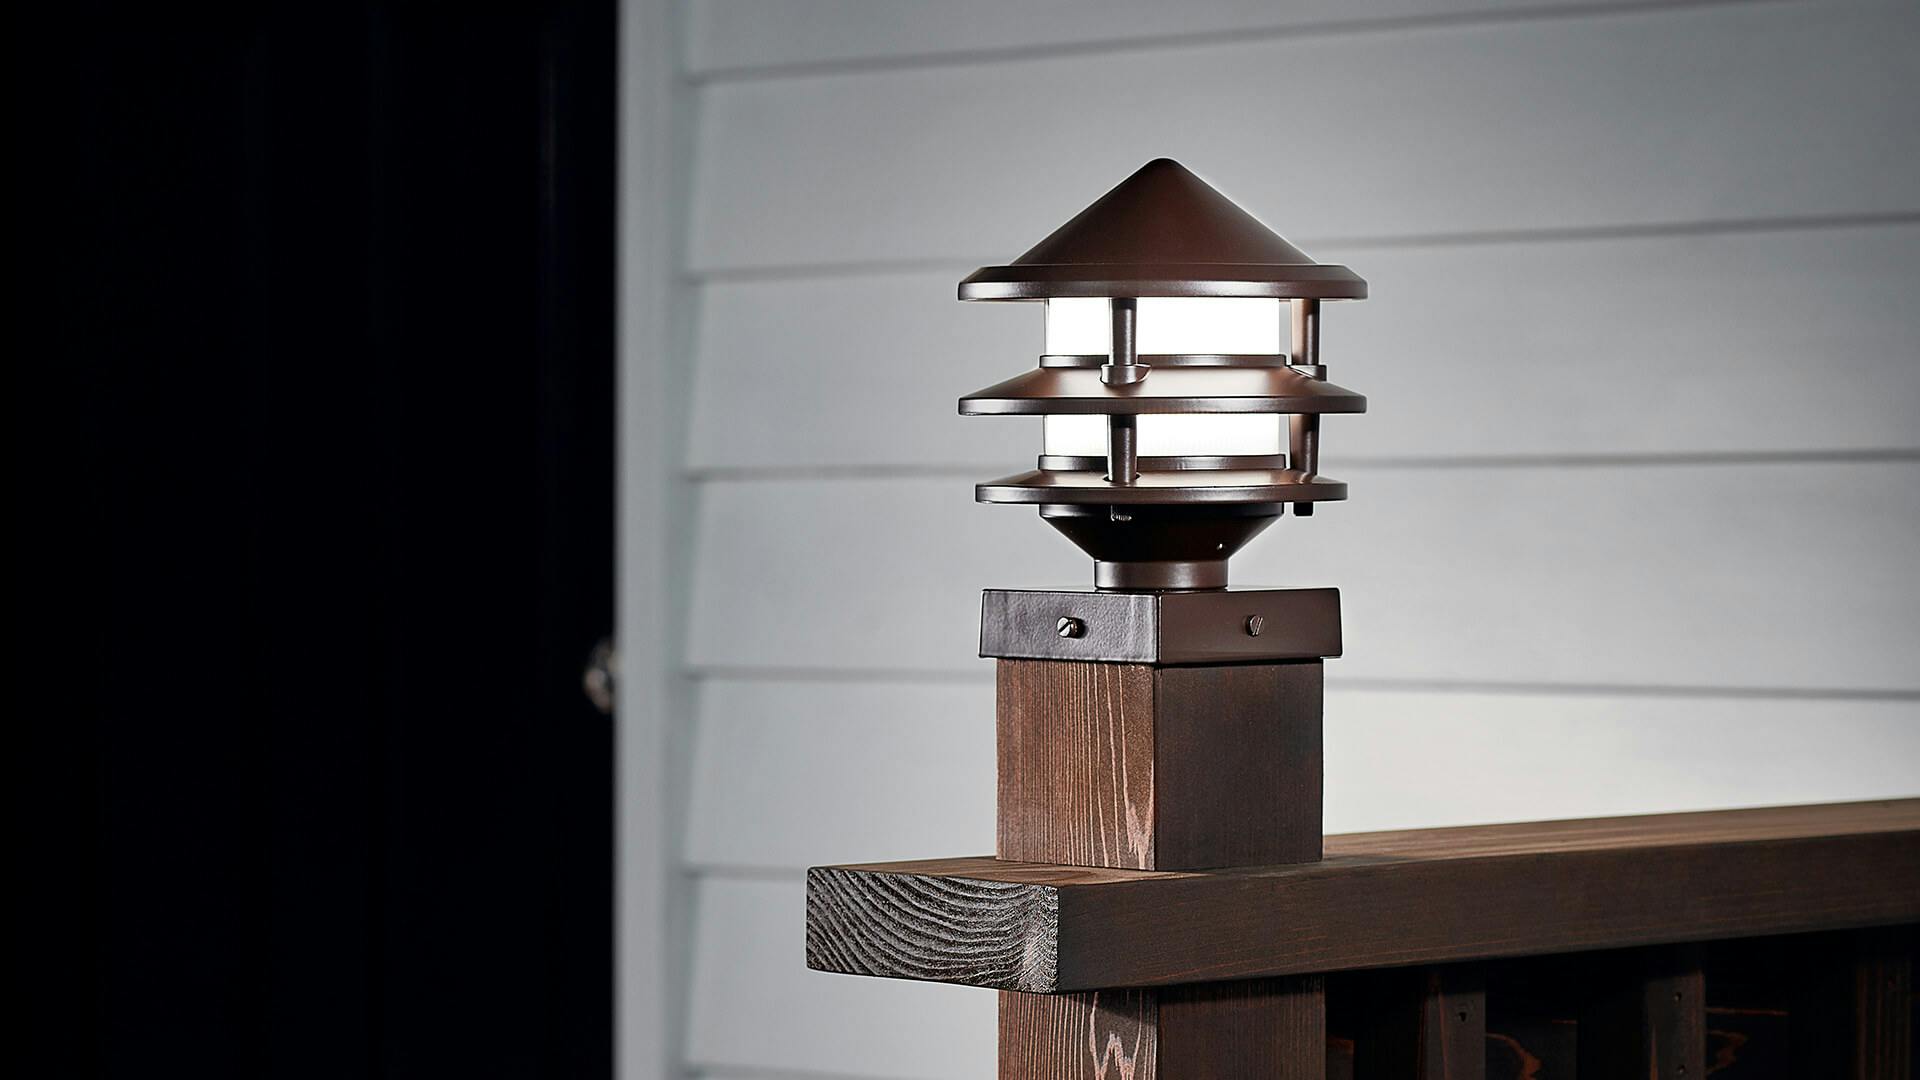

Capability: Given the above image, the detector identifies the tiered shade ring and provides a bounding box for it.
[957,159,1368,590]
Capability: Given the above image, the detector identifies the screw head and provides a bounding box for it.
[1245,615,1265,637]
[1056,616,1085,639]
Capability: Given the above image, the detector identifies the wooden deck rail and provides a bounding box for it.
[808,801,1920,993]
[810,802,1917,1077]
[805,642,1917,1076]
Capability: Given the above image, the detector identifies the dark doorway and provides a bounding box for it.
[14,2,617,1075]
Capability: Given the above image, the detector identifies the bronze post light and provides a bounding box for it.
[810,159,1374,1073]
[959,158,1367,592]
[954,159,1359,867]
[953,159,1368,1066]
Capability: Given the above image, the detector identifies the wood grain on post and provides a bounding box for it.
[999,978,1327,1080]
[996,659,1323,871]
[1158,976,1326,1080]
[999,990,1154,1080]
[993,653,1327,1077]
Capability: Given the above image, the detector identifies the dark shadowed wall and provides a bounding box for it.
[15,3,616,1075]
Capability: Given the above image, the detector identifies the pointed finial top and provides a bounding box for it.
[959,159,1365,301]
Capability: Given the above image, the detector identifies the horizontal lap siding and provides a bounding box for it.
[687,679,996,870]
[690,224,1920,470]
[684,0,1643,77]
[691,2,1919,271]
[671,1,1920,1076]
[687,680,1920,872]
[687,875,996,1078]
[687,466,1920,690]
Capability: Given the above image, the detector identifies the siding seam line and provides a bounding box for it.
[685,0,1790,85]
[685,211,1920,283]
[684,449,1920,484]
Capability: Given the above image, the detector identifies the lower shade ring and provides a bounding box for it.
[1038,453,1290,472]
[976,468,1347,506]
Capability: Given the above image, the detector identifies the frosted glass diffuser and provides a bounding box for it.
[1043,298,1286,456]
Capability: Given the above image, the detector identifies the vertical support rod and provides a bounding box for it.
[1106,415,1138,485]
[1104,298,1141,484]
[1110,296,1138,369]
[1290,298,1321,516]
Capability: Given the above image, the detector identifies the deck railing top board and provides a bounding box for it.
[807,800,1920,992]
[1322,798,1920,859]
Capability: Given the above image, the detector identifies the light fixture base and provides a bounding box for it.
[1095,558,1226,591]
[979,586,1341,664]
[1038,503,1281,591]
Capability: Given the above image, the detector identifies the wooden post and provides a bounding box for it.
[1849,931,1914,1080]
[1791,927,1914,1079]
[1578,946,1706,1079]
[1352,966,1486,1080]
[996,660,1323,871]
[987,590,1335,1077]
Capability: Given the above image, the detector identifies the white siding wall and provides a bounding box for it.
[632,2,1920,1075]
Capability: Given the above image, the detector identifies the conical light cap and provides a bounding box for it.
[960,159,1366,301]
